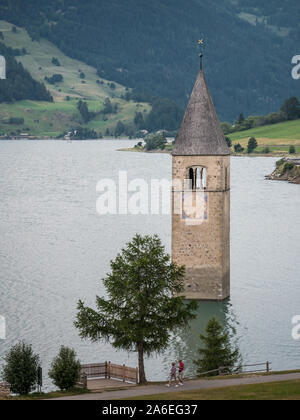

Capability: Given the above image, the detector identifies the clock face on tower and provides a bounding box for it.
[182,191,208,225]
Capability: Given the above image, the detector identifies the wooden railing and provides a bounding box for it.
[194,361,272,378]
[79,361,138,386]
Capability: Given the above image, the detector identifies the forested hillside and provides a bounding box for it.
[0,42,52,103]
[0,21,153,138]
[0,0,299,121]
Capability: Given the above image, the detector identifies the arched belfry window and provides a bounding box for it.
[187,167,207,190]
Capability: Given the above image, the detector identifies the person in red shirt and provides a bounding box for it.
[178,359,185,386]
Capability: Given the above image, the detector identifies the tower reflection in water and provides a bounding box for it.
[162,300,240,379]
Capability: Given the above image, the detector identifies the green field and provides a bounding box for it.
[129,379,300,401]
[0,20,150,137]
[228,119,300,155]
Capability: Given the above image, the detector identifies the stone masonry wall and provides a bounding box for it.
[172,155,230,300]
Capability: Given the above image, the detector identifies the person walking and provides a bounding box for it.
[178,359,185,386]
[166,362,179,387]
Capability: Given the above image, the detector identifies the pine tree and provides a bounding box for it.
[247,137,258,153]
[77,100,90,123]
[75,234,198,384]
[194,317,241,376]
[238,113,245,124]
[280,97,300,121]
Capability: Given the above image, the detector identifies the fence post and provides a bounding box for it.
[218,367,224,376]
[123,364,126,382]
[266,361,270,373]
[136,368,138,384]
[108,362,111,379]
[105,361,107,379]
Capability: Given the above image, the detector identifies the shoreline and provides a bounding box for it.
[118,147,300,158]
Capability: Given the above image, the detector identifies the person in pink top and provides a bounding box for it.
[166,362,179,387]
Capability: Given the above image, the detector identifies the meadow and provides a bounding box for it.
[228,119,300,154]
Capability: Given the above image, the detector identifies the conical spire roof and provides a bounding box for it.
[172,70,230,156]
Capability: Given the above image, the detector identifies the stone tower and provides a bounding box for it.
[172,68,231,301]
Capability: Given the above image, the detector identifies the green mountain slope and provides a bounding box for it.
[0,21,150,137]
[0,41,52,103]
[0,0,299,121]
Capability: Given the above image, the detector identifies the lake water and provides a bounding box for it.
[0,140,299,390]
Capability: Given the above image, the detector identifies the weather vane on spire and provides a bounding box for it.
[198,39,204,71]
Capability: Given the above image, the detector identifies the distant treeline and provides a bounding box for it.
[76,95,183,136]
[0,42,52,103]
[1,0,299,121]
[125,91,184,132]
[222,97,300,134]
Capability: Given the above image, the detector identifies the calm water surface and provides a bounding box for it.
[0,140,299,390]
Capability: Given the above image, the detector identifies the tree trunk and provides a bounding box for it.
[138,342,147,384]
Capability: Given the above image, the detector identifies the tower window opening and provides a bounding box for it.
[189,168,194,190]
[201,168,207,190]
[187,167,207,190]
[225,168,228,190]
[195,168,201,189]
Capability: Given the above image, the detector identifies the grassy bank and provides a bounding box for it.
[228,119,300,155]
[0,388,90,400]
[129,379,300,400]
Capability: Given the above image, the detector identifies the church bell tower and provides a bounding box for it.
[172,64,231,301]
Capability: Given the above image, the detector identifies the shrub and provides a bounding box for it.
[283,162,294,173]
[289,146,296,154]
[48,346,81,391]
[51,57,61,66]
[225,136,232,148]
[247,137,258,153]
[2,342,40,395]
[276,158,285,168]
[45,74,63,84]
[234,143,244,153]
[8,117,24,125]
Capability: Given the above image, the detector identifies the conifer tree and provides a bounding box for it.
[194,317,240,376]
[75,234,198,384]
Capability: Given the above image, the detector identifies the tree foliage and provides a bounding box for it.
[77,100,92,123]
[44,74,63,85]
[145,132,167,151]
[2,342,40,395]
[51,57,60,66]
[1,0,298,121]
[75,234,198,384]
[280,97,300,121]
[0,42,52,103]
[194,318,241,376]
[48,346,81,391]
[234,143,244,153]
[71,126,99,140]
[247,137,258,153]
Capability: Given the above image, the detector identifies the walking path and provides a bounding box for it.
[51,372,300,400]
